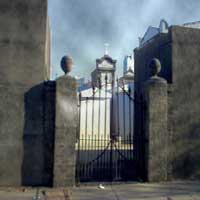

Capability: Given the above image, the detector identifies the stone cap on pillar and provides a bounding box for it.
[57,55,77,90]
[61,55,73,75]
[147,58,167,84]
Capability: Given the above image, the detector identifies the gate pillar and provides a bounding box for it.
[53,74,77,187]
[143,58,168,182]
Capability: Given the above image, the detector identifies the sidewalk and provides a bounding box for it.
[0,188,71,200]
[72,181,200,200]
[0,182,199,200]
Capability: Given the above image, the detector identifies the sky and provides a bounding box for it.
[48,0,200,80]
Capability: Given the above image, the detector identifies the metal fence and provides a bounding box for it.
[76,75,137,182]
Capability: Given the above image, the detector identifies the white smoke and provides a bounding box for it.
[48,0,200,79]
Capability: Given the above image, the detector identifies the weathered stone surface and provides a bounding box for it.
[144,76,168,182]
[53,75,78,187]
[0,0,50,186]
[170,26,200,179]
[0,0,49,87]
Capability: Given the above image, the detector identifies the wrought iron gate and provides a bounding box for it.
[76,74,136,182]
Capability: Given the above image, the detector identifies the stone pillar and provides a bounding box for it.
[53,75,77,187]
[144,58,168,182]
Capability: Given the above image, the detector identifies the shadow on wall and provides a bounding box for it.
[21,82,55,186]
[172,125,200,179]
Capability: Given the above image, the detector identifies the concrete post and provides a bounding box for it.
[144,58,168,182]
[53,75,77,187]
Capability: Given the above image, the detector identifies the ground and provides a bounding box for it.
[0,182,199,200]
[72,181,200,200]
[0,188,71,200]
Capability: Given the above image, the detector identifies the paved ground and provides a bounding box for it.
[72,181,200,200]
[0,188,71,200]
[0,182,199,200]
[0,188,35,200]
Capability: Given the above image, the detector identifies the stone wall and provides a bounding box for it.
[134,30,172,180]
[170,26,200,179]
[134,26,200,180]
[0,0,79,187]
[0,0,50,186]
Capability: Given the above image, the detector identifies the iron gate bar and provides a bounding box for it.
[76,93,81,183]
[104,74,108,178]
[110,71,116,181]
[129,86,132,160]
[132,89,135,163]
[91,86,95,178]
[122,82,126,159]
[97,77,101,180]
[85,97,88,178]
[116,78,120,179]
[117,78,120,137]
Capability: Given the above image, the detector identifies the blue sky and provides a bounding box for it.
[48,0,200,80]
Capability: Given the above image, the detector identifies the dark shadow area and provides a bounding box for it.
[76,148,137,182]
[22,81,56,186]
